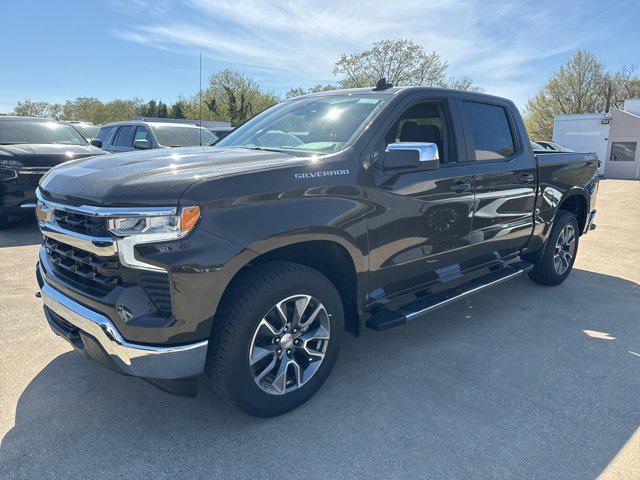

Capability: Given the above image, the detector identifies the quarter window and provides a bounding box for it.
[462,101,515,161]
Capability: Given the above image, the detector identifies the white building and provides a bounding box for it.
[552,99,640,180]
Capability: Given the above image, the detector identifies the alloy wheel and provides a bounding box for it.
[249,294,331,395]
[554,224,576,275]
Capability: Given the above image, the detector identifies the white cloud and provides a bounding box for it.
[112,0,624,107]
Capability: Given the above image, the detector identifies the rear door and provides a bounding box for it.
[458,99,537,262]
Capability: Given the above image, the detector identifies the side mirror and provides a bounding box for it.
[90,139,103,148]
[383,142,439,172]
[133,139,151,150]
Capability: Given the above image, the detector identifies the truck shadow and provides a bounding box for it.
[2,269,640,479]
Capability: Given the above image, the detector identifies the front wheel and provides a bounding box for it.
[207,261,344,417]
[528,211,579,286]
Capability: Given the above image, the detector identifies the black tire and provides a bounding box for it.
[0,215,9,229]
[528,210,579,286]
[207,261,344,417]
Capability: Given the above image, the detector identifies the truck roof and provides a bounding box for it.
[294,86,513,105]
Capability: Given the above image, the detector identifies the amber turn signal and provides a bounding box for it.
[180,206,200,232]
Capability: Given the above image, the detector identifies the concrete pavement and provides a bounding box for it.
[1,179,639,479]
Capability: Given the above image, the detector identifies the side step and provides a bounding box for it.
[366,261,533,331]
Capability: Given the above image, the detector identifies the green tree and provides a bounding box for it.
[285,84,337,99]
[14,100,62,118]
[447,76,484,93]
[170,100,186,119]
[91,98,143,124]
[157,101,168,118]
[523,50,640,139]
[334,39,445,89]
[60,97,103,121]
[141,99,158,117]
[203,69,278,125]
[602,65,640,111]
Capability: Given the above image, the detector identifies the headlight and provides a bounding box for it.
[108,206,200,237]
[109,206,200,272]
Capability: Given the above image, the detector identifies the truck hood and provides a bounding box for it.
[39,146,306,207]
[0,143,106,167]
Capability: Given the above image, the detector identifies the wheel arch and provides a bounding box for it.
[215,235,365,338]
[557,191,589,234]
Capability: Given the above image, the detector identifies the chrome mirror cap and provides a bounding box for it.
[386,142,439,162]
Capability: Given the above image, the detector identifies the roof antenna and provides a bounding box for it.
[373,78,393,91]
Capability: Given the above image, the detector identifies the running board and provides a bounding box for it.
[366,262,533,331]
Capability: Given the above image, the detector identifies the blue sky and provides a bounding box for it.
[1,0,638,113]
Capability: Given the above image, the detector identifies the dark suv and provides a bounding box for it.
[92,121,217,153]
[0,116,105,228]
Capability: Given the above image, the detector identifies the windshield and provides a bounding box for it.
[150,124,216,147]
[72,123,99,140]
[217,94,388,155]
[0,120,87,145]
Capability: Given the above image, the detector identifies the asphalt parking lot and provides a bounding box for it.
[1,179,639,479]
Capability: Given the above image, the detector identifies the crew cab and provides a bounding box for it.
[35,84,598,416]
[0,116,106,228]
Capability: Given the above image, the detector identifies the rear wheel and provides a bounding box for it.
[207,261,343,417]
[528,211,579,286]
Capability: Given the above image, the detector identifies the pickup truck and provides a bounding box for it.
[35,84,598,417]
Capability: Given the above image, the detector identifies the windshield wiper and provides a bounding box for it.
[239,146,286,153]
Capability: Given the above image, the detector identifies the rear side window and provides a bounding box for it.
[113,126,135,147]
[462,101,515,161]
[95,126,115,143]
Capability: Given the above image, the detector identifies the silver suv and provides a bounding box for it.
[92,121,217,153]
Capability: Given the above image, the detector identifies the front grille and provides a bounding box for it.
[45,238,172,313]
[54,210,110,237]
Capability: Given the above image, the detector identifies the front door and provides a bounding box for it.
[365,97,477,304]
[109,125,136,153]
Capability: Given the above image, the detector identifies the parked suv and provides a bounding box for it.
[92,121,217,153]
[0,116,105,228]
[36,85,598,416]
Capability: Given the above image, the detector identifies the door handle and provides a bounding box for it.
[450,182,471,193]
[519,173,535,184]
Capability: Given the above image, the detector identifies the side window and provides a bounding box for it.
[95,126,114,143]
[461,101,515,161]
[134,126,152,143]
[383,101,454,164]
[113,126,135,147]
[610,142,637,162]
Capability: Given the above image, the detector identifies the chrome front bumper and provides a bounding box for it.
[40,280,208,380]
